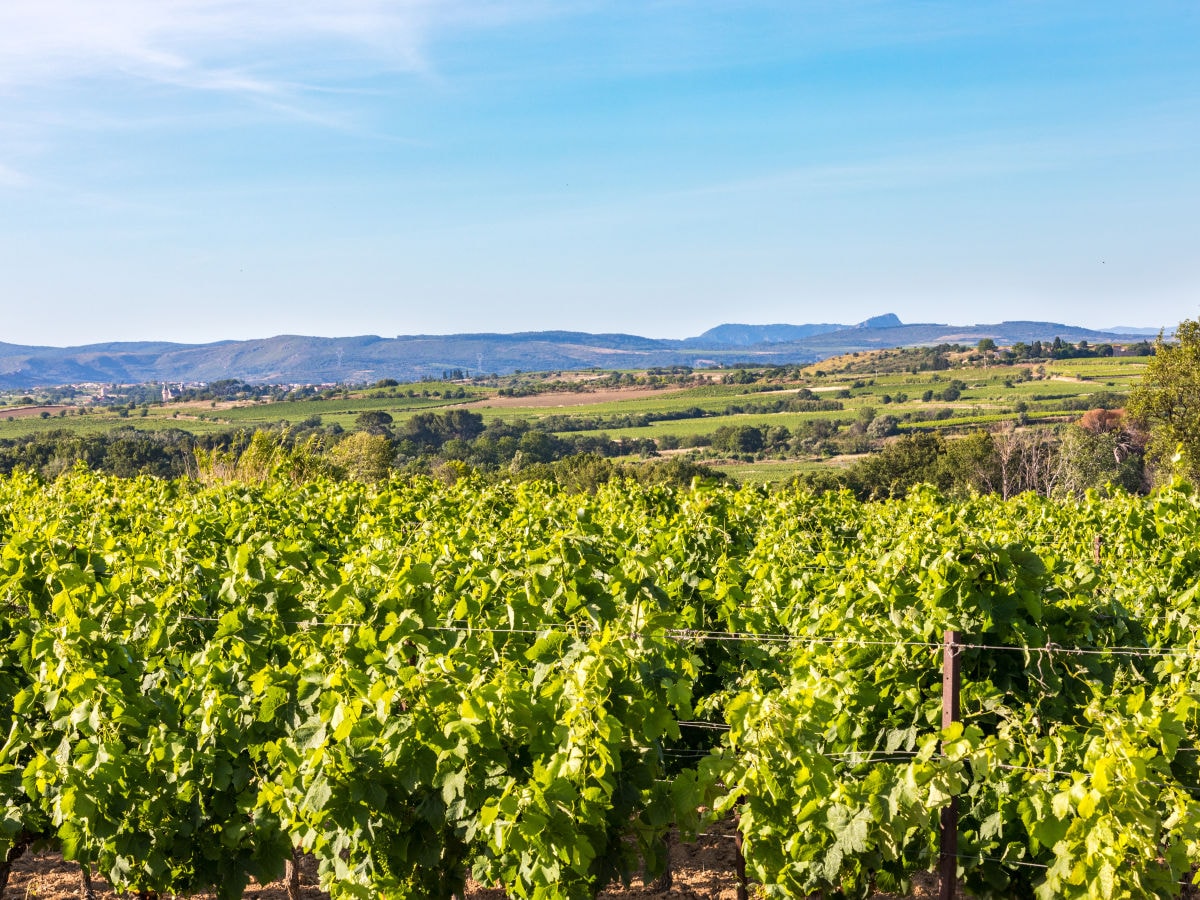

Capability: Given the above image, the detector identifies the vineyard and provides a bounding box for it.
[4,470,1200,899]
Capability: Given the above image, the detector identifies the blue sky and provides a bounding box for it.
[1,1,1197,346]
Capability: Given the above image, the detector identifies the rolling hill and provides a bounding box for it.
[0,317,1159,389]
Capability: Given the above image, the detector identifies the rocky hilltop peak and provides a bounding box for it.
[854,313,903,329]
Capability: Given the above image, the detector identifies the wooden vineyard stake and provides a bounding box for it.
[733,809,749,900]
[284,848,301,900]
[940,630,962,900]
[734,829,748,900]
[648,830,674,891]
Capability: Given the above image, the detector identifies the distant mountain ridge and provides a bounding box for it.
[686,323,845,347]
[1105,326,1168,336]
[0,316,1161,389]
[853,313,904,329]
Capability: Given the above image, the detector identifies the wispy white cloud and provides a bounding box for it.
[0,1,1105,114]
[0,160,32,188]
[0,1,421,94]
[0,0,574,169]
[0,0,567,98]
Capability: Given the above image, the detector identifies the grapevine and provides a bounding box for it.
[3,470,1200,897]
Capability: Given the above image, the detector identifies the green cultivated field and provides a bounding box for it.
[553,408,850,441]
[704,457,822,484]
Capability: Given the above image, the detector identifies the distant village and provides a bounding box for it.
[0,379,327,411]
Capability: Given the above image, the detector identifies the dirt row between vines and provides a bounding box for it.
[6,827,940,899]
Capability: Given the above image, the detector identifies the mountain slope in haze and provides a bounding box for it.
[0,317,1160,389]
[1106,326,1169,336]
[685,313,903,347]
[0,333,727,388]
[686,322,846,347]
[853,313,904,329]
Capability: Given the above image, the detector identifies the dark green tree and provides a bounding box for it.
[441,409,485,442]
[844,433,946,500]
[355,410,393,431]
[711,425,765,454]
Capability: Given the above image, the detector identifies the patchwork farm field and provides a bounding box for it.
[0,353,1150,483]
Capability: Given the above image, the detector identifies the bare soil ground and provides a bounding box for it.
[468,388,688,409]
[0,406,74,419]
[5,827,940,899]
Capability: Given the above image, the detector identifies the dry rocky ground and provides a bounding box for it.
[0,406,74,420]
